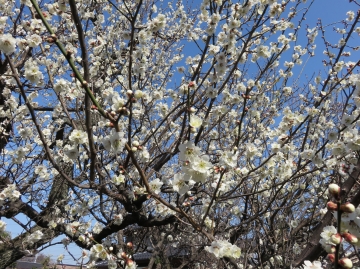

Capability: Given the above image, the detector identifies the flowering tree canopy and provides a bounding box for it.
[0,0,360,268]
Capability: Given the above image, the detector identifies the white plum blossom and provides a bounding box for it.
[179,141,201,162]
[109,131,126,154]
[54,79,70,93]
[320,225,337,246]
[192,155,212,174]
[27,34,42,47]
[24,60,43,84]
[189,115,202,128]
[69,129,88,145]
[64,144,80,160]
[172,173,194,195]
[205,240,241,259]
[112,174,125,185]
[0,33,16,54]
[26,230,44,243]
[149,178,163,194]
[302,260,323,269]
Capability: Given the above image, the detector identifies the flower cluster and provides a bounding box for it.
[0,184,20,205]
[205,239,241,259]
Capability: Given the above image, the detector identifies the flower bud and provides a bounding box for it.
[339,258,353,268]
[188,81,196,88]
[330,233,342,245]
[342,232,358,244]
[340,202,355,213]
[327,254,335,263]
[126,259,134,266]
[126,90,133,97]
[131,146,138,152]
[109,246,113,251]
[120,252,127,259]
[327,201,338,211]
[132,141,140,147]
[328,183,340,197]
[134,90,143,99]
[189,107,196,113]
[126,242,133,249]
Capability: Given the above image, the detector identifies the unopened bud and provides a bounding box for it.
[342,232,358,244]
[328,183,340,197]
[109,246,113,251]
[340,202,355,213]
[126,259,134,266]
[132,141,139,147]
[106,122,115,128]
[121,107,129,116]
[131,146,138,152]
[330,233,342,245]
[327,254,335,263]
[189,107,196,113]
[327,201,338,211]
[188,81,195,88]
[126,242,133,249]
[126,90,133,97]
[120,252,127,259]
[339,258,353,268]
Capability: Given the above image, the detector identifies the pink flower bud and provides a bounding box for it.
[126,242,133,249]
[328,183,340,197]
[188,81,195,88]
[327,201,338,211]
[339,258,353,268]
[330,233,342,245]
[342,232,358,244]
[126,259,134,266]
[327,254,335,263]
[120,252,127,259]
[340,202,355,213]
